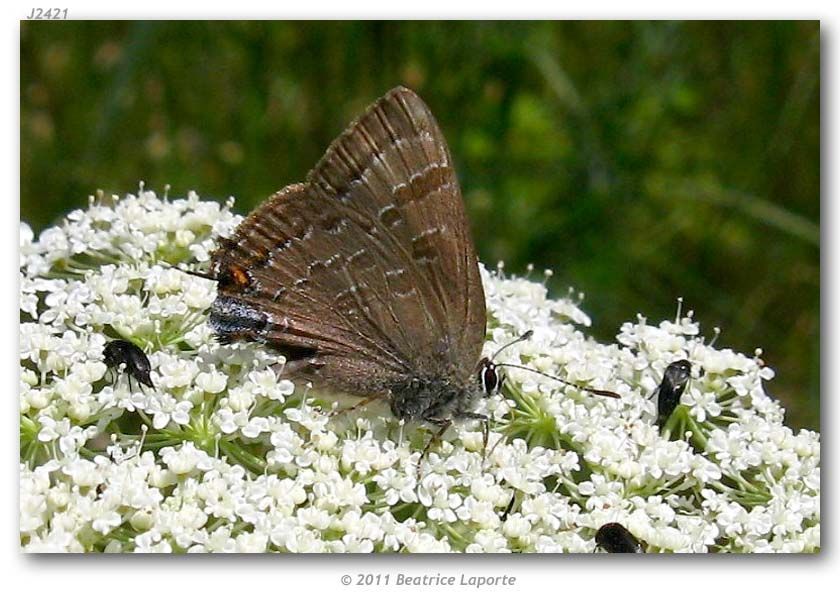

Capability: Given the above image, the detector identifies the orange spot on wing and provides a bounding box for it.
[228,265,251,287]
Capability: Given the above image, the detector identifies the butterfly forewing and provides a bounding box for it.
[210,184,409,376]
[309,88,485,371]
[210,87,486,400]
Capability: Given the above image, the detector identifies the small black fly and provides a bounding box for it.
[595,523,644,553]
[103,339,154,392]
[654,359,692,428]
[500,490,517,522]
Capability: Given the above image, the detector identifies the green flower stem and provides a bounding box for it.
[135,409,154,429]
[20,415,38,436]
[140,439,183,450]
[79,446,98,459]
[683,414,709,450]
[219,440,267,474]
[441,523,468,548]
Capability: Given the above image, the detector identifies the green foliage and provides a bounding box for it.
[20,21,819,430]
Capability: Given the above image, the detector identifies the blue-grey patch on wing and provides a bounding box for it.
[210,295,269,343]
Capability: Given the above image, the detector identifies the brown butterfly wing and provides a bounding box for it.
[209,87,486,397]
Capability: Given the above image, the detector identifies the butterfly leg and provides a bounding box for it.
[416,418,452,478]
[329,396,378,418]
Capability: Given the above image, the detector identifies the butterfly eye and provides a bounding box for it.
[479,359,502,395]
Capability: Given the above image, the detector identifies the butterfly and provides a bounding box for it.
[205,86,617,454]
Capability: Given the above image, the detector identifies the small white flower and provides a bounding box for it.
[466,529,510,553]
[195,368,228,394]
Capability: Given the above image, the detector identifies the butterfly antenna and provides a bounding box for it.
[161,261,217,281]
[494,362,621,399]
[490,330,534,362]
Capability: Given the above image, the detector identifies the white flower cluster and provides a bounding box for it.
[19,190,820,553]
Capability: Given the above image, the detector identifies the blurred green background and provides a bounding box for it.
[20,21,819,431]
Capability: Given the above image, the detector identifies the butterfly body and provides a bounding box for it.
[208,87,488,424]
[387,368,483,422]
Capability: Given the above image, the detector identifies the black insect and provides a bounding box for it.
[654,359,692,428]
[500,491,517,522]
[203,87,619,467]
[103,339,154,391]
[595,523,644,553]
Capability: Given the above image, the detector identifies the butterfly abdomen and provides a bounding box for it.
[388,372,480,422]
